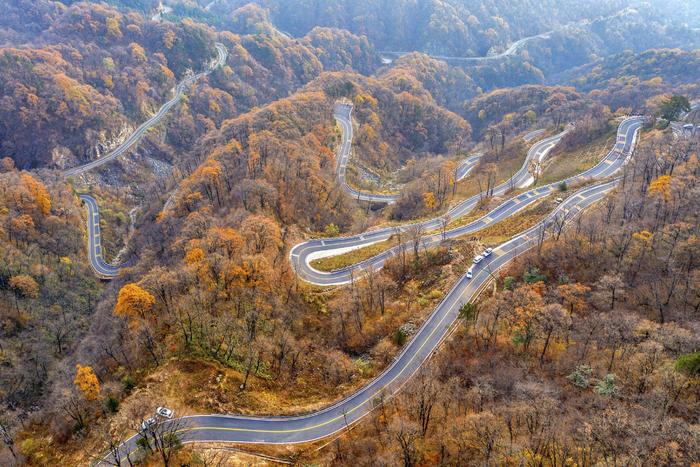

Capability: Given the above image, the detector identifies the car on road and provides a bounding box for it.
[156,407,174,419]
[466,266,474,279]
[473,255,484,264]
[483,248,493,257]
[141,417,157,432]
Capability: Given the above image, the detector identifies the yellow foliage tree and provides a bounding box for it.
[649,175,672,201]
[423,192,437,210]
[20,173,51,215]
[105,16,122,39]
[101,74,113,89]
[129,42,147,62]
[9,274,39,299]
[163,30,176,49]
[632,229,653,245]
[185,247,205,265]
[114,283,155,322]
[160,65,175,82]
[74,364,101,401]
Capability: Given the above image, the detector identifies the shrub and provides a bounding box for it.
[567,365,592,388]
[503,276,515,290]
[459,302,478,323]
[104,395,120,413]
[122,375,136,393]
[324,223,340,236]
[594,374,618,396]
[393,328,407,346]
[675,352,700,376]
[523,267,547,284]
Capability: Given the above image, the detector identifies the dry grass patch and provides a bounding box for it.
[537,126,617,186]
[310,238,396,271]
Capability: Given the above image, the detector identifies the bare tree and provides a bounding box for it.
[139,417,186,467]
[0,417,17,461]
[407,224,425,262]
[440,214,451,241]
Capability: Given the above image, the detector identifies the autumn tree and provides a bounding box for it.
[240,214,281,256]
[114,283,156,324]
[9,274,39,314]
[74,364,101,401]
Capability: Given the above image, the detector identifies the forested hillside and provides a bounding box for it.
[324,127,700,467]
[1,0,699,465]
[0,0,378,170]
[208,0,627,55]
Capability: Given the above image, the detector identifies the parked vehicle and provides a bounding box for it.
[466,266,474,279]
[156,407,174,419]
[141,417,157,432]
[483,248,493,257]
[473,255,484,264]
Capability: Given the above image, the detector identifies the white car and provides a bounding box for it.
[466,267,474,279]
[156,407,174,419]
[555,197,564,204]
[473,255,484,264]
[483,248,493,257]
[141,417,157,432]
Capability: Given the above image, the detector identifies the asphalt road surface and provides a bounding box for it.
[316,106,568,276]
[99,115,643,463]
[79,195,121,279]
[378,7,638,65]
[84,45,645,461]
[290,118,578,285]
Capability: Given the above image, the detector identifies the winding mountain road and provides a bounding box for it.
[65,44,227,177]
[99,113,644,464]
[291,117,642,286]
[75,44,227,277]
[100,166,636,467]
[378,7,639,66]
[79,194,121,279]
[379,29,552,64]
[33,11,650,462]
[291,116,574,285]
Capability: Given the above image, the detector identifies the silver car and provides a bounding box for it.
[156,407,174,419]
[141,417,157,432]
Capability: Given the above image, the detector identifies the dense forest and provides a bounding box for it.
[0,0,379,169]
[0,0,699,465]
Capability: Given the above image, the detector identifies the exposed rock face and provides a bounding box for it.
[88,124,134,162]
[51,145,76,170]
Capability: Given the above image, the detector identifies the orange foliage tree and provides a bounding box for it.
[20,173,51,215]
[74,364,101,401]
[114,283,156,324]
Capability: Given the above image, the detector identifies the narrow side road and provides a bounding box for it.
[334,102,482,204]
[65,43,227,177]
[79,194,121,279]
